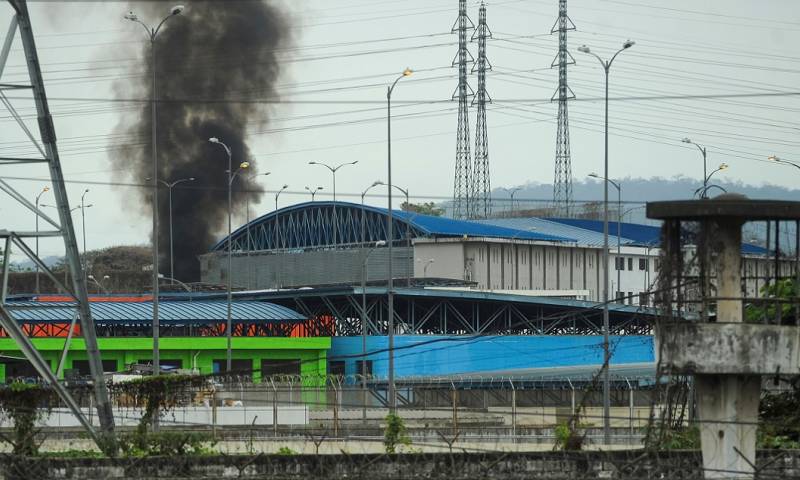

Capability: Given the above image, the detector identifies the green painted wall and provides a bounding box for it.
[0,337,330,383]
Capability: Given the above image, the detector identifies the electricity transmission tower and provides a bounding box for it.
[0,0,115,447]
[451,0,474,220]
[551,0,576,216]
[470,2,492,219]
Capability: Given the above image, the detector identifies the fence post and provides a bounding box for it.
[211,389,217,439]
[332,379,339,437]
[509,379,517,441]
[626,378,634,443]
[451,381,458,437]
[568,378,575,417]
[271,378,278,437]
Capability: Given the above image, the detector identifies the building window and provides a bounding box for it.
[355,360,373,377]
[655,259,660,271]
[213,359,251,375]
[627,258,633,271]
[329,361,346,378]
[627,292,634,305]
[639,292,649,306]
[261,359,301,377]
[616,291,624,304]
[639,258,648,271]
[615,257,624,271]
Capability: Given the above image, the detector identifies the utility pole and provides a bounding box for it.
[451,0,474,220]
[0,0,115,448]
[471,2,492,220]
[551,0,576,217]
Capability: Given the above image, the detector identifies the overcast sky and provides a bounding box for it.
[1,0,798,262]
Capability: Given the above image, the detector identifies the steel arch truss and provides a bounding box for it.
[258,289,655,336]
[213,202,425,252]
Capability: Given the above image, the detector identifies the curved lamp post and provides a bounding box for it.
[386,67,412,412]
[577,39,635,445]
[361,181,384,245]
[34,186,50,294]
[499,187,522,216]
[589,173,622,303]
[681,138,713,199]
[309,160,359,247]
[125,3,184,376]
[158,177,195,282]
[305,186,323,202]
[209,137,249,372]
[694,163,729,198]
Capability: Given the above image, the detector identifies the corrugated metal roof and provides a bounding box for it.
[546,217,660,246]
[4,301,306,324]
[478,217,637,248]
[386,207,574,243]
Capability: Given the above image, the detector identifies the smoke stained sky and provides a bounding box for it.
[114,1,289,280]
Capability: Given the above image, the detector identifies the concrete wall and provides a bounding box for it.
[12,451,800,479]
[201,247,413,289]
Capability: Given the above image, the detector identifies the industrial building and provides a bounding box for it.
[201,201,778,307]
[0,298,329,383]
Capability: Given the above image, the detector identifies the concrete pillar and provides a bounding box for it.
[695,218,759,479]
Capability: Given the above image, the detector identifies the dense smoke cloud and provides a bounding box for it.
[115,1,289,281]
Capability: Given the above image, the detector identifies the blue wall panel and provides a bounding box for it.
[330,335,654,378]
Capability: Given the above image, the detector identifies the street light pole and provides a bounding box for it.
[682,138,712,198]
[386,67,412,412]
[309,160,358,247]
[305,186,323,202]
[209,137,249,372]
[590,174,622,303]
[80,189,90,281]
[578,39,634,446]
[499,187,522,216]
[361,181,384,246]
[158,177,195,283]
[361,240,386,421]
[391,184,411,287]
[125,4,184,376]
[34,186,50,294]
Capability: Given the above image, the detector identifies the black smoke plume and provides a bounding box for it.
[115,1,289,281]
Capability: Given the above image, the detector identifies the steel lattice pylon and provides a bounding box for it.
[0,0,115,447]
[470,2,492,220]
[451,0,474,220]
[551,0,576,216]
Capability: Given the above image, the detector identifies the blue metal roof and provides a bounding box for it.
[211,201,574,252]
[5,301,306,324]
[547,217,767,254]
[385,206,573,242]
[546,218,661,247]
[478,217,636,248]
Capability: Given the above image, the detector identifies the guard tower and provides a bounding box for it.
[647,193,800,479]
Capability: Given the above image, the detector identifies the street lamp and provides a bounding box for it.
[88,274,110,294]
[304,186,323,202]
[34,186,50,294]
[499,187,522,216]
[578,39,634,445]
[386,66,412,411]
[309,160,359,247]
[80,189,91,282]
[682,138,714,199]
[209,137,249,372]
[417,258,435,277]
[361,180,384,246]
[125,3,184,377]
[361,240,386,421]
[694,163,729,198]
[42,203,83,288]
[275,184,289,211]
[391,184,411,287]
[589,173,622,304]
[156,177,195,282]
[768,155,800,171]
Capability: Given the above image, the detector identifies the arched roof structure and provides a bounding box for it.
[211,201,573,252]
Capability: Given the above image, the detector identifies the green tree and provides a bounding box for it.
[401,201,444,217]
